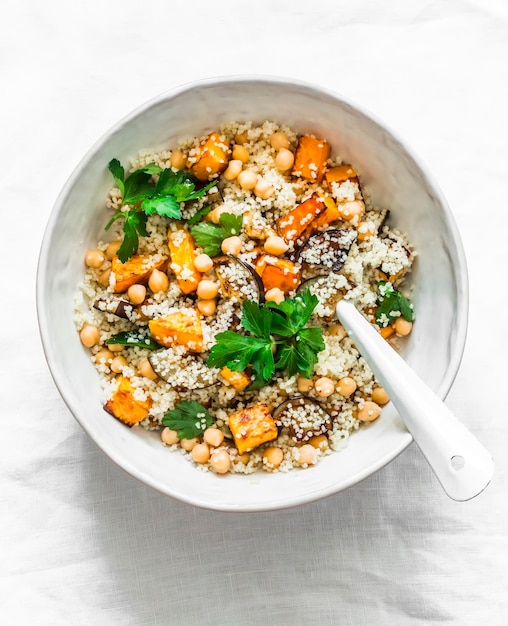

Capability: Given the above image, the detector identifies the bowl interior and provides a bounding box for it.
[37,77,467,511]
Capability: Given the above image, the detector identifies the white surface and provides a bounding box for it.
[1,0,507,623]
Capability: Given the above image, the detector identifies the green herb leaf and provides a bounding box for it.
[375,281,414,326]
[191,212,243,257]
[107,329,161,351]
[162,401,214,440]
[207,289,324,386]
[108,159,125,197]
[141,195,181,218]
[123,171,156,205]
[187,204,212,226]
[116,210,149,262]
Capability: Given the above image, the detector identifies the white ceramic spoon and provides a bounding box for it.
[336,299,494,501]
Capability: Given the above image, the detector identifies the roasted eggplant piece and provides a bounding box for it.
[94,297,135,319]
[214,255,265,303]
[148,349,218,390]
[295,229,357,272]
[273,396,331,442]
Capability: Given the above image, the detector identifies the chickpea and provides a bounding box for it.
[194,253,213,273]
[80,324,100,348]
[270,131,290,150]
[254,178,274,200]
[148,268,169,293]
[394,317,413,337]
[265,287,285,305]
[234,130,249,145]
[127,284,146,305]
[85,249,105,268]
[315,377,335,398]
[357,221,376,241]
[170,149,187,170]
[357,401,382,422]
[161,427,179,445]
[372,386,390,405]
[327,324,347,340]
[108,343,124,352]
[337,376,357,397]
[210,449,231,474]
[94,348,113,365]
[297,376,314,394]
[232,145,249,163]
[208,205,229,224]
[203,427,224,448]
[197,279,219,300]
[338,201,365,221]
[98,268,111,288]
[106,241,122,260]
[237,170,258,190]
[275,148,294,171]
[180,437,198,452]
[139,358,158,381]
[264,235,289,256]
[309,434,329,452]
[110,355,128,373]
[197,299,217,317]
[296,444,317,466]
[223,159,243,181]
[221,236,242,256]
[263,447,284,469]
[235,452,250,465]
[192,443,211,464]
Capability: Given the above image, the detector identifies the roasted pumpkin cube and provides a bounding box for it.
[276,194,327,242]
[228,404,278,454]
[148,309,203,352]
[255,255,301,294]
[324,164,359,185]
[104,375,152,426]
[167,228,202,294]
[292,134,330,183]
[220,366,251,391]
[300,194,341,239]
[189,131,231,181]
[111,254,168,293]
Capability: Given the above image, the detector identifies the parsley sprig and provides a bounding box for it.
[207,289,325,386]
[106,329,162,351]
[191,213,243,257]
[162,401,214,440]
[105,159,216,262]
[375,281,414,327]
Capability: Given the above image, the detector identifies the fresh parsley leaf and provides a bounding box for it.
[207,289,324,386]
[123,170,156,205]
[191,213,243,257]
[108,159,125,197]
[161,401,213,440]
[187,204,212,226]
[375,281,414,326]
[107,329,161,351]
[117,210,148,262]
[141,195,181,218]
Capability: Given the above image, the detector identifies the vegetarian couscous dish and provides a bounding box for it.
[75,121,415,475]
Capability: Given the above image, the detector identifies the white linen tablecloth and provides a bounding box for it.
[1,1,507,624]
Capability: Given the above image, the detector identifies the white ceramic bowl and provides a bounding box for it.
[37,76,468,511]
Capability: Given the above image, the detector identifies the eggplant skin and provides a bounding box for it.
[295,229,357,271]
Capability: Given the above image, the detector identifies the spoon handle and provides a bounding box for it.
[336,299,493,501]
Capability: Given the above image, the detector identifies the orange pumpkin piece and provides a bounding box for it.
[324,164,359,186]
[300,194,341,239]
[228,404,278,455]
[291,134,330,183]
[148,309,203,352]
[104,376,152,426]
[111,254,168,293]
[255,255,301,294]
[189,131,231,181]
[276,193,327,242]
[167,228,202,294]
[220,367,251,391]
[380,325,395,339]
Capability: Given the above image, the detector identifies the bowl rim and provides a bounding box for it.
[36,74,469,511]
